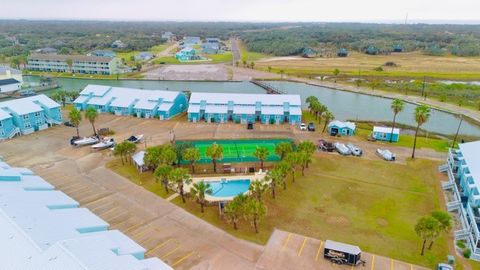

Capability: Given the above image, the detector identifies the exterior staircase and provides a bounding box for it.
[45,115,62,126]
[454,229,470,240]
[438,163,449,173]
[7,127,20,139]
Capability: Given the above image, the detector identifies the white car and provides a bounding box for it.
[334,142,351,155]
[299,123,307,131]
[346,143,362,156]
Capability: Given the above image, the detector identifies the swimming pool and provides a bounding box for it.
[209,179,251,198]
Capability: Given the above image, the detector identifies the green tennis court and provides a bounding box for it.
[177,139,294,164]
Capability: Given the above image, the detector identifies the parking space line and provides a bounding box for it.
[132,225,153,238]
[123,223,144,234]
[161,244,181,258]
[371,255,375,270]
[410,264,413,270]
[282,233,291,250]
[147,238,174,255]
[391,259,394,270]
[98,207,119,217]
[315,241,323,261]
[297,237,307,256]
[172,251,195,267]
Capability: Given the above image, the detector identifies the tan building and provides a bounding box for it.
[27,54,120,75]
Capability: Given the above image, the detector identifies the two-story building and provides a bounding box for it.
[0,95,62,140]
[175,47,197,61]
[27,54,120,75]
[73,85,187,120]
[442,141,480,260]
[187,92,302,125]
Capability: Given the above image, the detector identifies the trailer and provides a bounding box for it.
[324,240,366,266]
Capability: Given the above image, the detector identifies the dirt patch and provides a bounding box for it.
[326,215,350,227]
[377,218,389,227]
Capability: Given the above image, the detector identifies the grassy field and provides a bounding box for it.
[239,42,271,62]
[255,51,480,80]
[153,52,233,65]
[204,52,233,63]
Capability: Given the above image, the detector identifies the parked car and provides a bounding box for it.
[376,149,396,161]
[64,121,75,127]
[318,139,335,152]
[299,123,307,131]
[334,142,351,155]
[346,143,362,156]
[307,122,315,131]
[247,122,254,130]
[437,263,453,270]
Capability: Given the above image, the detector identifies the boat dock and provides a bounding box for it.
[251,80,286,94]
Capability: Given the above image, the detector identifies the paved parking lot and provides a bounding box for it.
[0,113,440,269]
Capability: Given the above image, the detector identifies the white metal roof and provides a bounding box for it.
[373,126,400,134]
[132,151,145,167]
[261,106,284,115]
[328,120,356,130]
[189,92,301,106]
[187,104,201,113]
[0,107,12,121]
[0,160,171,270]
[0,95,60,116]
[325,240,361,255]
[459,141,480,193]
[205,105,228,114]
[233,105,255,114]
[289,106,302,116]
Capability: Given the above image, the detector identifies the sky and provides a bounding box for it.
[1,0,480,23]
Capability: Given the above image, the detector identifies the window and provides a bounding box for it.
[34,111,41,117]
[22,114,29,120]
[0,121,2,127]
[36,120,44,126]
[24,122,31,129]
[0,129,4,136]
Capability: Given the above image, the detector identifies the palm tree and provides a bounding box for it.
[306,96,319,114]
[224,194,247,230]
[253,146,269,170]
[68,107,82,137]
[84,107,98,136]
[190,181,213,213]
[332,68,340,82]
[316,104,328,126]
[297,151,311,176]
[244,197,266,233]
[124,142,137,164]
[113,142,127,165]
[154,164,172,194]
[66,58,73,72]
[275,142,293,160]
[415,216,440,255]
[249,179,268,202]
[184,147,200,174]
[168,168,192,203]
[285,152,300,183]
[275,161,290,190]
[390,99,405,143]
[143,146,162,170]
[297,141,315,168]
[429,211,452,250]
[412,105,431,158]
[206,143,223,173]
[160,147,177,166]
[266,168,284,199]
[322,111,334,133]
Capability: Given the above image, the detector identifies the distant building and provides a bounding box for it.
[337,48,348,57]
[35,47,58,54]
[301,48,317,58]
[187,92,302,125]
[0,66,23,83]
[365,45,379,55]
[135,52,154,61]
[162,32,174,41]
[327,120,356,136]
[27,54,120,75]
[89,50,116,58]
[205,38,221,44]
[175,47,197,61]
[182,36,201,46]
[0,160,171,269]
[372,126,400,142]
[0,78,21,93]
[74,85,188,120]
[393,44,403,53]
[202,43,220,54]
[111,40,126,49]
[0,94,62,140]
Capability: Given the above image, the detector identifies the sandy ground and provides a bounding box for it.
[143,64,229,81]
[0,114,444,269]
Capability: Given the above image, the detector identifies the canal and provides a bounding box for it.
[23,76,480,136]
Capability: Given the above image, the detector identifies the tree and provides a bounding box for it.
[322,111,334,133]
[253,146,269,171]
[333,68,340,82]
[84,107,98,136]
[66,58,73,72]
[190,181,212,213]
[68,89,80,101]
[275,161,290,190]
[154,164,172,194]
[297,141,315,169]
[415,216,440,255]
[268,66,272,72]
[297,151,311,176]
[316,104,328,125]
[123,141,137,164]
[224,194,247,230]
[113,142,127,165]
[68,107,82,137]
[160,146,177,166]
[275,142,293,160]
[266,168,284,199]
[113,141,136,165]
[249,179,268,202]
[144,146,163,170]
[168,168,192,203]
[244,197,266,233]
[206,143,223,173]
[51,90,69,107]
[370,80,380,91]
[306,96,319,114]
[412,105,431,158]
[250,62,255,69]
[183,147,200,174]
[10,58,19,69]
[390,99,405,143]
[285,152,300,183]
[174,142,192,167]
[429,211,452,250]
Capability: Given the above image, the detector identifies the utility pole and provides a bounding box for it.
[452,115,463,149]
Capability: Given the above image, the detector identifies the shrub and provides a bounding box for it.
[456,240,466,249]
[463,248,471,258]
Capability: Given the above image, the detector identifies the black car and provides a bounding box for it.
[318,139,335,152]
[247,123,254,130]
[307,122,315,131]
[64,121,75,127]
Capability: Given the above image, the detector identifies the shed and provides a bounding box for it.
[302,48,317,58]
[337,48,348,57]
[328,120,356,136]
[0,78,21,93]
[372,126,400,142]
[365,45,379,55]
[393,44,403,53]
[132,151,146,172]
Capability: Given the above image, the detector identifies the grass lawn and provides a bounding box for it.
[24,70,118,80]
[239,42,271,62]
[150,44,169,54]
[204,52,233,63]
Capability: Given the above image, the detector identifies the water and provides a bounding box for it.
[22,76,480,136]
[210,179,251,198]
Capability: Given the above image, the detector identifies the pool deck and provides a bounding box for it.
[186,172,266,202]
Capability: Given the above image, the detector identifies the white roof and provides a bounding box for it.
[233,105,255,114]
[261,106,284,115]
[328,120,356,130]
[324,240,361,255]
[0,94,59,116]
[459,141,480,192]
[0,161,171,270]
[75,85,182,112]
[373,126,400,134]
[187,104,201,113]
[132,151,145,167]
[289,106,302,116]
[0,108,12,121]
[189,92,301,106]
[205,105,228,114]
